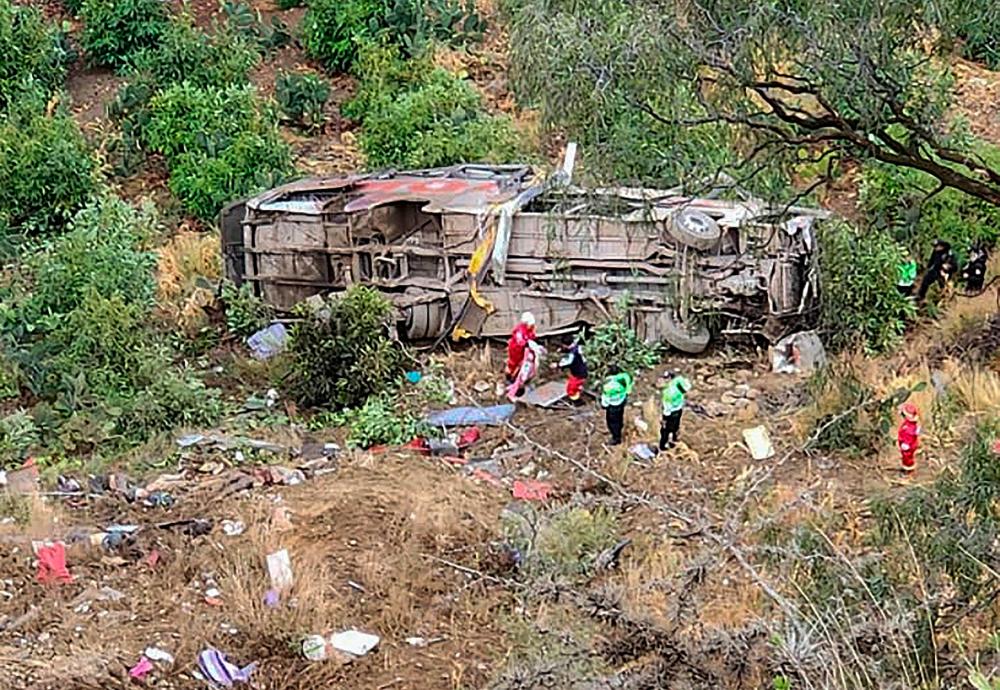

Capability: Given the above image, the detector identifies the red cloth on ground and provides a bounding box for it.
[36,542,73,584]
[506,323,535,377]
[513,480,552,501]
[566,374,586,399]
[897,419,920,469]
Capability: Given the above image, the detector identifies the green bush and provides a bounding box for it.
[143,82,270,163]
[20,196,156,326]
[352,67,522,168]
[0,1,73,109]
[0,409,39,466]
[859,159,1000,264]
[581,318,662,382]
[220,280,274,338]
[817,220,915,353]
[275,71,331,129]
[287,286,407,408]
[342,395,428,447]
[169,130,293,221]
[80,0,168,67]
[303,0,385,72]
[384,0,486,56]
[222,0,293,53]
[128,18,260,89]
[0,98,97,235]
[504,505,620,581]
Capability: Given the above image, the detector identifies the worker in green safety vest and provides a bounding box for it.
[600,364,634,446]
[659,370,692,451]
[897,251,917,298]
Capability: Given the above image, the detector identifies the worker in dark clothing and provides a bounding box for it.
[555,334,588,405]
[600,364,633,446]
[961,245,988,292]
[917,239,956,301]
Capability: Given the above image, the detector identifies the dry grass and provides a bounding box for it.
[155,229,222,333]
[942,360,1000,415]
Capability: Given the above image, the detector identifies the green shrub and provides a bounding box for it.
[859,159,1000,264]
[275,71,331,129]
[80,0,168,67]
[287,286,407,408]
[0,98,97,235]
[0,409,39,466]
[143,82,270,163]
[21,196,156,325]
[581,319,662,382]
[342,394,428,447]
[277,0,304,7]
[816,220,914,353]
[111,368,223,443]
[127,18,260,89]
[0,1,72,110]
[169,130,293,221]
[303,0,385,72]
[384,0,486,56]
[352,67,522,168]
[220,280,274,338]
[222,0,293,52]
[62,0,86,14]
[504,505,620,581]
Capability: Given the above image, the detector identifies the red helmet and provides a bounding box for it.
[900,402,919,420]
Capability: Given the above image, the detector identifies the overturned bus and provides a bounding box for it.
[221,156,826,353]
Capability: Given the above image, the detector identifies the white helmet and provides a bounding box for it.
[520,311,536,327]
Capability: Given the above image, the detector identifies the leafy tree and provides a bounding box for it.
[0,0,72,110]
[816,221,914,353]
[357,70,521,168]
[504,0,1000,205]
[80,0,168,67]
[0,92,97,236]
[286,286,407,408]
[169,130,293,222]
[303,0,385,72]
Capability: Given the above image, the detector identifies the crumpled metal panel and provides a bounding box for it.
[343,177,517,214]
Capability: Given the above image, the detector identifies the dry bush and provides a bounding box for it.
[156,229,221,333]
[942,360,1000,414]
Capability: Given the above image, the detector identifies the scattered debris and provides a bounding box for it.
[302,635,331,662]
[425,404,515,427]
[253,466,305,486]
[512,480,552,501]
[742,426,776,460]
[143,490,175,508]
[263,589,280,608]
[405,370,422,384]
[520,380,569,408]
[144,647,175,665]
[57,475,81,493]
[246,322,288,360]
[594,538,632,570]
[405,636,445,647]
[197,648,256,686]
[629,443,657,462]
[330,629,380,657]
[270,506,294,532]
[35,542,73,585]
[772,330,827,374]
[221,520,246,536]
[156,518,213,536]
[129,657,154,679]
[266,549,294,591]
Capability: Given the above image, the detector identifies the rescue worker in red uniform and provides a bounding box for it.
[506,312,537,382]
[897,402,921,473]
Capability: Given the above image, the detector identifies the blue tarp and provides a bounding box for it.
[425,404,516,428]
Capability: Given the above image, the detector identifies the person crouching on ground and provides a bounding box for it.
[600,364,633,446]
[659,370,692,452]
[556,334,588,405]
[897,402,921,474]
[506,312,537,383]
